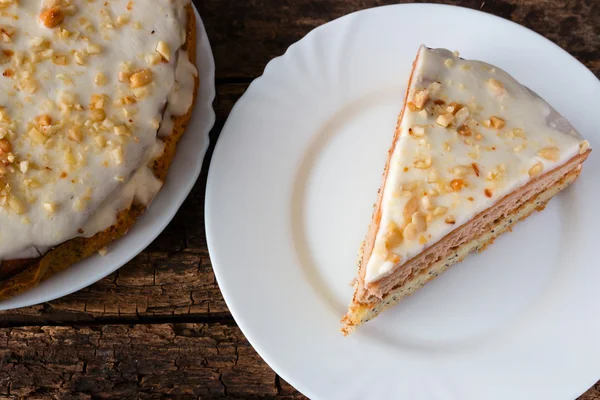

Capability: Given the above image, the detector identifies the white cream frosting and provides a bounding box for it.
[0,0,197,260]
[365,46,590,283]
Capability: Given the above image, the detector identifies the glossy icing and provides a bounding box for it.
[365,46,589,283]
[0,0,197,260]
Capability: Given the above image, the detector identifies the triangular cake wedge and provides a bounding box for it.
[342,45,591,335]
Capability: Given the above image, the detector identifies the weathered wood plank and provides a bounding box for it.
[0,323,306,399]
[0,250,229,324]
[199,0,600,80]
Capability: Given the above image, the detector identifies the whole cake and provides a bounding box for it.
[0,0,198,297]
[342,45,591,334]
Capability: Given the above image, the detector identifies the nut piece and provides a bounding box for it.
[95,72,107,86]
[457,124,471,136]
[43,202,58,213]
[446,102,463,115]
[28,127,47,144]
[421,195,433,210]
[0,138,11,153]
[36,114,52,127]
[383,222,403,250]
[413,155,432,169]
[445,215,456,224]
[90,108,106,122]
[403,197,418,221]
[579,140,590,155]
[156,40,171,62]
[471,163,480,177]
[8,195,26,214]
[538,147,560,162]
[413,90,429,110]
[436,113,454,128]
[451,178,466,192]
[433,206,448,217]
[68,127,82,142]
[412,211,427,232]
[129,69,153,88]
[487,78,505,94]
[528,162,543,178]
[39,6,65,28]
[452,166,471,177]
[410,125,425,137]
[403,222,418,240]
[489,116,505,129]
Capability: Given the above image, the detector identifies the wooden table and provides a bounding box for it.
[0,1,597,398]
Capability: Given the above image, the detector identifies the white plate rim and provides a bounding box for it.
[0,5,216,310]
[206,3,600,400]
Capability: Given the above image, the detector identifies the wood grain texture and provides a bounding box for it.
[0,323,303,399]
[199,0,599,80]
[0,0,597,398]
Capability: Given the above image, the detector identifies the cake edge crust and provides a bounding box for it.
[0,4,199,299]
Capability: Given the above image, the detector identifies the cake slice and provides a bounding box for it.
[342,45,591,335]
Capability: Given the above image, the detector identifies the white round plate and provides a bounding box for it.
[0,6,216,310]
[206,4,600,400]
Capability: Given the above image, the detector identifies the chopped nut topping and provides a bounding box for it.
[111,146,124,165]
[409,125,425,137]
[421,195,433,210]
[43,202,58,213]
[0,138,11,154]
[484,188,493,198]
[36,114,52,127]
[68,127,83,143]
[445,215,456,224]
[436,113,454,128]
[383,222,403,250]
[403,222,418,240]
[39,6,65,29]
[454,106,470,126]
[457,124,471,136]
[433,207,448,217]
[538,147,560,162]
[403,197,418,221]
[90,108,106,122]
[471,163,480,177]
[489,116,505,129]
[129,69,153,88]
[487,78,505,94]
[118,71,131,83]
[8,195,26,214]
[413,89,429,110]
[28,127,47,144]
[528,162,543,178]
[156,40,171,62]
[114,125,129,136]
[413,155,432,169]
[451,178,466,192]
[411,211,427,232]
[444,58,454,68]
[19,160,28,173]
[95,72,107,86]
[452,165,471,177]
[87,44,102,55]
[446,102,463,115]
